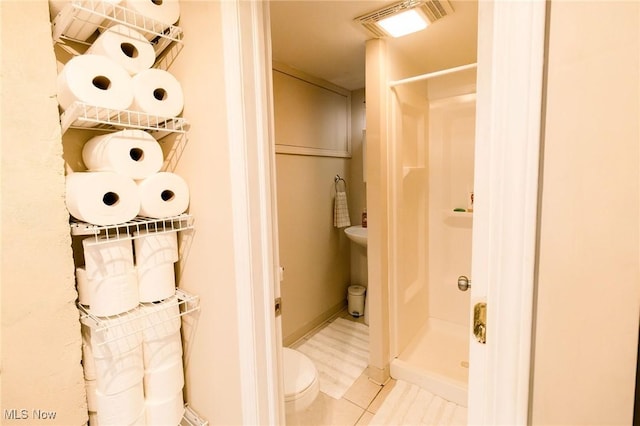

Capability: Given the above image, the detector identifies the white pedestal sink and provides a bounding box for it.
[344,225,367,247]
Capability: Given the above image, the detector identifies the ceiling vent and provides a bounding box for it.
[355,0,455,38]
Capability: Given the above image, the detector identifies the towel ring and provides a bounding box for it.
[334,175,347,192]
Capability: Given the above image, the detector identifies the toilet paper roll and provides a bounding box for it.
[86,312,143,358]
[82,129,163,180]
[82,341,97,380]
[85,379,98,412]
[137,263,176,303]
[134,229,179,269]
[95,345,144,395]
[87,25,156,75]
[57,54,133,111]
[145,390,185,426]
[143,359,184,401]
[137,172,189,218]
[96,381,145,426]
[76,266,91,306]
[91,269,139,317]
[143,331,183,369]
[49,1,123,41]
[127,69,184,126]
[118,0,180,40]
[66,172,140,226]
[82,236,134,279]
[139,296,181,341]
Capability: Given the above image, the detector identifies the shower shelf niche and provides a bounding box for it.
[70,213,194,241]
[78,288,199,345]
[443,210,473,218]
[51,0,183,58]
[60,101,189,137]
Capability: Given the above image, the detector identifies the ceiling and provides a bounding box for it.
[269,0,478,91]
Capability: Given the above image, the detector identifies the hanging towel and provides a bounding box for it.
[334,191,351,228]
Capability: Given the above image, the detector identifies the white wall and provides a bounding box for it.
[531,1,640,424]
[0,1,87,424]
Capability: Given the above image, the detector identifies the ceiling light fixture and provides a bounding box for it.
[355,0,454,39]
[377,9,429,38]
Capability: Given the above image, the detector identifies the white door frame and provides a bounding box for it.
[468,0,546,424]
[225,0,547,424]
[220,1,284,425]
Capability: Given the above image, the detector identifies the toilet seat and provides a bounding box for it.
[282,348,319,413]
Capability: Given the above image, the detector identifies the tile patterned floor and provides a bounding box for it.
[286,310,396,426]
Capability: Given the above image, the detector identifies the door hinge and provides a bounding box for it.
[274,297,282,317]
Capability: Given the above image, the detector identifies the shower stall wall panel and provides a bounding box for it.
[388,84,430,359]
[428,94,475,327]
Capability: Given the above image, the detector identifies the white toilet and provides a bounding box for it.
[282,347,320,415]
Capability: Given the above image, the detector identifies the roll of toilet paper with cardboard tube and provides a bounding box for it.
[139,295,181,341]
[94,345,144,395]
[82,339,97,380]
[82,129,163,180]
[96,381,145,426]
[57,54,134,111]
[129,69,184,122]
[91,269,139,317]
[137,172,189,218]
[82,235,135,279]
[145,389,185,426]
[85,379,98,412]
[87,24,156,75]
[76,266,91,306]
[142,330,183,369]
[66,172,140,226]
[85,312,143,359]
[77,266,138,318]
[49,0,123,41]
[137,262,176,303]
[133,229,179,268]
[143,359,184,400]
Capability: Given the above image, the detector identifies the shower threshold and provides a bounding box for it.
[391,317,469,406]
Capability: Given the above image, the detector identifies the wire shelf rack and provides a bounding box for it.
[78,288,200,343]
[71,213,194,242]
[60,101,189,137]
[51,0,183,57]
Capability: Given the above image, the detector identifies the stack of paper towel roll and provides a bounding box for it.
[65,129,190,225]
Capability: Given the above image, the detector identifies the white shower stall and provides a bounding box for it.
[366,37,477,407]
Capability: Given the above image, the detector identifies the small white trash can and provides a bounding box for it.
[347,285,366,317]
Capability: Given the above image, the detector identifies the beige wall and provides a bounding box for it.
[162,2,245,424]
[1,1,248,425]
[0,1,87,424]
[531,1,640,424]
[275,75,366,345]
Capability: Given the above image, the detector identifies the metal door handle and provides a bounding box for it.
[458,275,471,291]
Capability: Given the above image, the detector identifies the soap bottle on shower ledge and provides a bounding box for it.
[361,209,367,228]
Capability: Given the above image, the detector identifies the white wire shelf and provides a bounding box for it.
[51,0,183,57]
[78,288,200,342]
[71,213,194,241]
[182,406,209,426]
[60,101,189,137]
